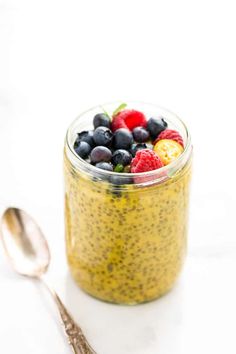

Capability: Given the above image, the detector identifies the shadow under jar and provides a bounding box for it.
[64,102,192,305]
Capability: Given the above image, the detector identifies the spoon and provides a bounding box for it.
[0,207,97,354]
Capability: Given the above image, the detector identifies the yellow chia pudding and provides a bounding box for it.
[64,102,192,304]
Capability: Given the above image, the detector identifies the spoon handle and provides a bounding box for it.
[42,279,97,354]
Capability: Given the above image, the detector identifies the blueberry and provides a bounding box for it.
[93,113,111,129]
[109,175,133,186]
[75,130,95,148]
[130,143,148,157]
[113,128,133,150]
[109,175,124,186]
[132,127,150,143]
[93,126,113,146]
[74,141,91,159]
[112,149,132,166]
[95,162,113,171]
[90,146,112,163]
[147,117,168,139]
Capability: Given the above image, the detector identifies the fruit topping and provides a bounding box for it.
[114,164,124,172]
[74,130,95,148]
[113,128,133,150]
[73,105,185,177]
[131,149,163,173]
[93,113,111,129]
[123,165,131,173]
[154,139,183,165]
[95,162,113,171]
[147,117,167,140]
[74,141,92,159]
[90,146,112,163]
[154,129,184,147]
[93,126,113,147]
[112,149,132,166]
[112,109,147,132]
[130,143,148,157]
[132,127,150,143]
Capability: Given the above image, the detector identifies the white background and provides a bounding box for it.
[1,0,236,353]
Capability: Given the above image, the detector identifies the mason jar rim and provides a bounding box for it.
[65,101,192,184]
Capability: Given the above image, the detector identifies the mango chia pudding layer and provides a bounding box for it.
[64,102,192,304]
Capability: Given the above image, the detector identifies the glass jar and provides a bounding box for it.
[64,102,192,305]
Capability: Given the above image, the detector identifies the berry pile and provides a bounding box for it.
[74,104,184,176]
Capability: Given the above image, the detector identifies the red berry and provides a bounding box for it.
[112,109,147,132]
[131,149,163,173]
[154,129,184,147]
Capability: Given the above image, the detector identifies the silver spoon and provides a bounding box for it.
[0,207,97,354]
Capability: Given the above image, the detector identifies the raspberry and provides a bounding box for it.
[154,129,184,147]
[112,109,147,132]
[131,149,163,173]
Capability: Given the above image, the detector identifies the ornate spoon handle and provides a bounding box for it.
[42,278,97,354]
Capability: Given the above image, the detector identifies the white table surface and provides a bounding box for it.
[1,1,236,353]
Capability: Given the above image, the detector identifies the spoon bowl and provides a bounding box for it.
[1,207,50,277]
